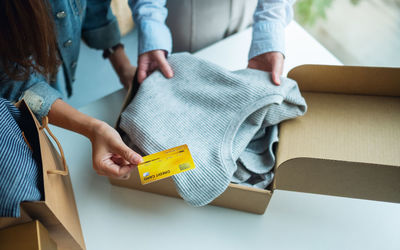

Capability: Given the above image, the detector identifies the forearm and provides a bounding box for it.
[108,46,133,75]
[47,98,102,139]
[107,46,136,89]
[47,99,142,178]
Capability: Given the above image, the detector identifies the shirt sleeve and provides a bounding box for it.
[249,0,296,60]
[0,72,62,123]
[21,82,62,123]
[82,0,122,50]
[129,0,172,55]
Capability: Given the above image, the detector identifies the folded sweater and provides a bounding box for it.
[233,124,279,189]
[120,53,307,206]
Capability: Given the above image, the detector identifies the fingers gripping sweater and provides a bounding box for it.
[120,53,307,206]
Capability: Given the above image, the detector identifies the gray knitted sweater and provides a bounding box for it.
[120,53,307,206]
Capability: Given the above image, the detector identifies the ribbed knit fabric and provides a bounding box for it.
[0,98,43,217]
[120,53,307,206]
[233,124,279,189]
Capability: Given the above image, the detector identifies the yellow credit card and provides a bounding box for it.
[137,144,195,185]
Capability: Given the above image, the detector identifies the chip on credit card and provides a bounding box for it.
[137,144,196,185]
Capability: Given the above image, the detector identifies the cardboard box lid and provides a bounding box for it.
[275,65,400,203]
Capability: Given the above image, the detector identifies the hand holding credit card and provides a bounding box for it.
[137,144,196,185]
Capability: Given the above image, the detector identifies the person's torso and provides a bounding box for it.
[50,0,88,95]
[0,0,88,102]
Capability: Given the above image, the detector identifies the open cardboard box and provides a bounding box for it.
[110,64,400,214]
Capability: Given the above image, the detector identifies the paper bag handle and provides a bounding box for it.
[39,116,69,176]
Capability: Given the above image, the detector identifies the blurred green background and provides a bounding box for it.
[294,0,400,67]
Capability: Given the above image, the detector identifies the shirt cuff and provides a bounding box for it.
[249,21,286,60]
[21,82,62,123]
[82,19,121,50]
[138,20,172,56]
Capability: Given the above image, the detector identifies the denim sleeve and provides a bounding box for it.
[129,0,172,55]
[249,0,296,60]
[82,0,121,49]
[0,72,62,123]
[21,82,62,123]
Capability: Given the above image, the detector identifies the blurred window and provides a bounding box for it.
[294,0,400,67]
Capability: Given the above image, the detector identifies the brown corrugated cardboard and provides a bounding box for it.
[110,65,400,214]
[275,65,400,202]
[111,168,272,214]
[0,220,57,250]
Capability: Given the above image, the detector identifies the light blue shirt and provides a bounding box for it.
[249,0,296,59]
[0,0,294,122]
[128,0,172,55]
[129,0,295,59]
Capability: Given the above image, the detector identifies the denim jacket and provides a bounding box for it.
[0,0,171,122]
[0,0,121,121]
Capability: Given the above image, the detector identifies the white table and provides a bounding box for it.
[51,22,400,250]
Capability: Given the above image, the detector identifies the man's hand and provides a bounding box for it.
[89,121,143,179]
[108,46,136,90]
[137,50,174,83]
[248,52,284,86]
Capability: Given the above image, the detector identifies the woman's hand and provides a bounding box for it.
[89,121,143,178]
[108,46,136,90]
[116,64,136,90]
[48,99,142,179]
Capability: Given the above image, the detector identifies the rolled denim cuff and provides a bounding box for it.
[138,20,172,56]
[249,21,286,60]
[21,82,62,123]
[82,19,122,50]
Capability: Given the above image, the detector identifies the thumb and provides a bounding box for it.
[271,72,281,86]
[116,144,143,165]
[271,55,284,86]
[155,52,174,79]
[137,63,149,84]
